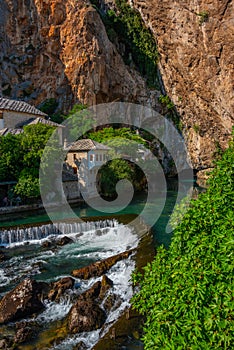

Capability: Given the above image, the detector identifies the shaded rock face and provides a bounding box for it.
[0,0,158,111]
[67,280,108,334]
[132,0,234,170]
[48,276,75,301]
[0,278,46,324]
[71,250,133,279]
[56,236,74,246]
[68,299,106,333]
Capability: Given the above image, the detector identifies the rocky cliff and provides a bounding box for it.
[0,0,233,171]
[0,0,158,112]
[132,0,234,171]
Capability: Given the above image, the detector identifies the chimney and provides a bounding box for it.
[0,111,4,129]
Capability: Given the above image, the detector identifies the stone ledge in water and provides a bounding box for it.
[14,320,39,345]
[56,236,74,246]
[48,277,75,302]
[71,250,134,279]
[67,298,107,334]
[0,278,48,324]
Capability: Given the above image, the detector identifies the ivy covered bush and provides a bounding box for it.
[132,133,234,349]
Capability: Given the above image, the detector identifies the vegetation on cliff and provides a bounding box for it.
[132,133,234,349]
[91,0,159,87]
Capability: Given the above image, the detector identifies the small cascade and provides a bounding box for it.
[0,219,118,245]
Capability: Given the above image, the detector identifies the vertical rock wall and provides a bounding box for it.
[0,0,158,113]
[132,0,234,170]
[0,0,233,170]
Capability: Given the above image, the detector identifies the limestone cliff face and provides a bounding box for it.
[132,0,234,171]
[0,0,157,112]
[0,0,233,171]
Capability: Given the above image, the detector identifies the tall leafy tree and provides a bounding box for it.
[0,133,23,181]
[0,124,54,200]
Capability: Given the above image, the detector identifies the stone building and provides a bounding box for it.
[0,97,63,142]
[0,97,47,129]
[65,139,110,198]
[62,166,80,201]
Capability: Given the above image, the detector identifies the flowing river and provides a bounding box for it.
[0,180,194,349]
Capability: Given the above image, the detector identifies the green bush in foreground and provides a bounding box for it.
[132,134,234,349]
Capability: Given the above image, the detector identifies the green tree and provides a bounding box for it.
[88,127,147,146]
[64,104,94,141]
[0,124,55,200]
[88,127,149,196]
[132,133,234,349]
[0,133,23,181]
[20,123,55,175]
[14,174,40,199]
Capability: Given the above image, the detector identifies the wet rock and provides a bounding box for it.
[0,252,7,262]
[103,294,122,313]
[0,278,47,324]
[81,281,101,300]
[99,275,113,300]
[48,277,75,301]
[72,250,134,279]
[14,321,38,344]
[0,338,13,349]
[56,236,74,246]
[67,299,106,334]
[42,240,53,248]
[73,341,87,349]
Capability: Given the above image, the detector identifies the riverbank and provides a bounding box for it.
[0,198,84,223]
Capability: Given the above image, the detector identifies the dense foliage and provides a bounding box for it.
[91,0,158,87]
[64,104,93,140]
[88,127,148,196]
[88,127,147,146]
[132,134,234,349]
[0,124,54,200]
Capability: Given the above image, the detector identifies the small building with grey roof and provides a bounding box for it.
[65,139,110,198]
[0,97,47,129]
[0,97,64,143]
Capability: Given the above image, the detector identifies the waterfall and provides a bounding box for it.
[0,219,119,245]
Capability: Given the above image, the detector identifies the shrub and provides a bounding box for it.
[197,11,209,25]
[132,133,234,349]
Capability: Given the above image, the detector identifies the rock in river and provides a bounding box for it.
[67,298,106,334]
[0,278,47,324]
[48,276,75,301]
[71,250,134,279]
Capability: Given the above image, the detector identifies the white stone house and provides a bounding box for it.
[65,139,110,198]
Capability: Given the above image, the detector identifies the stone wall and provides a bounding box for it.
[63,181,80,200]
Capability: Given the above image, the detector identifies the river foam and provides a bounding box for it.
[0,219,139,349]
